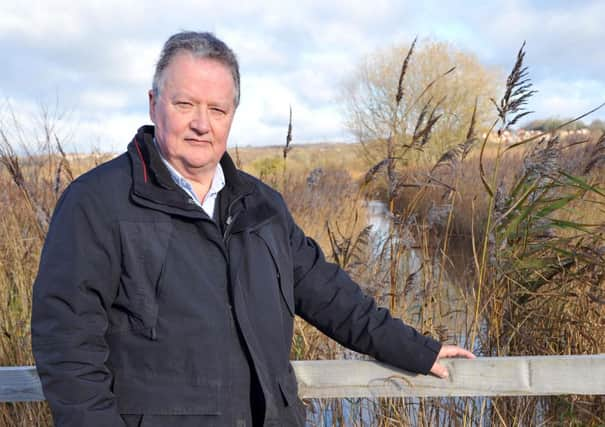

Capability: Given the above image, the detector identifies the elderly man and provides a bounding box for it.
[31,31,473,427]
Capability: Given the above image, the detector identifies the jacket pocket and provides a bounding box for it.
[113,371,220,415]
[111,221,173,337]
[278,366,306,425]
[255,227,295,317]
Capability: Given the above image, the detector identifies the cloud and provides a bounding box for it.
[79,90,131,111]
[527,78,605,123]
[419,0,605,81]
[1,0,603,152]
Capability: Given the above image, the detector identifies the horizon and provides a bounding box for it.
[1,1,604,153]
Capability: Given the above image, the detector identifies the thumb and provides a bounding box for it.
[430,362,449,379]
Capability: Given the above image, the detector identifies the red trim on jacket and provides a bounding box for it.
[133,137,148,183]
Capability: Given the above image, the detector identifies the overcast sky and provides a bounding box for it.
[1,0,604,152]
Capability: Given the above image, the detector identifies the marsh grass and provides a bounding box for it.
[0,114,112,426]
[276,42,604,426]
[1,42,604,426]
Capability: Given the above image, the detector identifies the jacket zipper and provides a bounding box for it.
[223,196,246,337]
[223,193,248,242]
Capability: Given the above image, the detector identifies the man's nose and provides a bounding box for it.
[190,106,210,134]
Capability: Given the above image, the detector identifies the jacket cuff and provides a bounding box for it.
[416,335,442,374]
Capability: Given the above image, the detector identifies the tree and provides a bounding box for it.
[341,39,502,165]
[589,118,605,132]
[523,118,588,132]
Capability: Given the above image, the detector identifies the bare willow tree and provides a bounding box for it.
[341,39,502,164]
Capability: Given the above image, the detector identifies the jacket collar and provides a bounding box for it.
[127,125,278,231]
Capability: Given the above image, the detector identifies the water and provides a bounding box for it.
[305,200,479,426]
[365,200,468,332]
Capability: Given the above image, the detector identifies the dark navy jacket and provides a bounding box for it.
[31,126,441,426]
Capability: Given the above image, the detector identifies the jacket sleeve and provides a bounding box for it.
[31,181,126,427]
[287,210,441,374]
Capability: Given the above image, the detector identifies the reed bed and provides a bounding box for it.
[1,42,604,426]
[277,42,604,426]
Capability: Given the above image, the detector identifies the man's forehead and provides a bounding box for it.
[160,55,231,84]
[164,54,233,83]
[167,52,230,73]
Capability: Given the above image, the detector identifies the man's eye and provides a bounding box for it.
[210,107,226,114]
[176,101,193,107]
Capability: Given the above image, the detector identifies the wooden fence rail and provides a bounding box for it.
[1,355,604,402]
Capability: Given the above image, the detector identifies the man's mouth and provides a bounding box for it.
[185,138,211,144]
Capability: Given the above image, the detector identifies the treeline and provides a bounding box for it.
[522,117,605,132]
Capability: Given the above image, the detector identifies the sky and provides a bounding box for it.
[1,0,604,152]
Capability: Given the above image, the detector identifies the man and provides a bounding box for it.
[31,31,474,427]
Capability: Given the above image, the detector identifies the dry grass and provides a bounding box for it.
[1,42,604,425]
[1,128,604,426]
[0,171,52,426]
[393,133,605,242]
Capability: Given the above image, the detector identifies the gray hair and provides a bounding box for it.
[152,31,241,107]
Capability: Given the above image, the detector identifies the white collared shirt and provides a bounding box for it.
[154,140,225,219]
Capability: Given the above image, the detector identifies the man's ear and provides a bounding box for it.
[148,90,156,123]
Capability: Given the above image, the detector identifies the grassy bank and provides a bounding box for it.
[1,126,604,425]
[235,128,605,425]
[1,44,604,423]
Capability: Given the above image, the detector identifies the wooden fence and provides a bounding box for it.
[1,355,604,402]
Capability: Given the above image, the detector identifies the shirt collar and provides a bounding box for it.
[153,138,225,206]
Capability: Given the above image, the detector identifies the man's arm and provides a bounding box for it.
[286,208,473,374]
[31,181,125,426]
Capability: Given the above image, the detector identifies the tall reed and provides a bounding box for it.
[277,41,604,425]
[1,41,604,425]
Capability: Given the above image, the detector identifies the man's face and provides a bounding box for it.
[149,52,236,178]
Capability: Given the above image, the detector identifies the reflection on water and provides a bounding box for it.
[366,200,462,321]
[366,200,390,241]
[366,200,422,286]
[306,200,480,426]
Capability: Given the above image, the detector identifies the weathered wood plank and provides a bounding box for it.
[1,356,604,402]
[292,355,605,398]
[0,366,44,402]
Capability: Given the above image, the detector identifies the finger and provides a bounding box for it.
[440,345,476,359]
[450,348,476,359]
[430,362,449,379]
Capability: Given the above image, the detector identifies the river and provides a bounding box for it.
[306,200,476,426]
